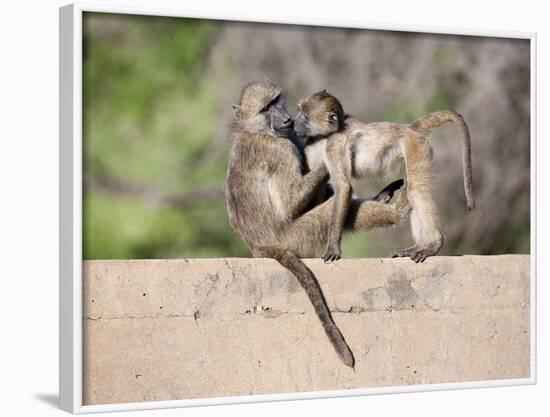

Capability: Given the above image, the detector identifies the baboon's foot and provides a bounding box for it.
[391,246,417,259]
[392,240,443,263]
[409,248,437,263]
[392,247,433,263]
[322,244,342,263]
[372,179,405,203]
[412,238,445,262]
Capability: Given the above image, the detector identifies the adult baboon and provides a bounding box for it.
[225,81,410,367]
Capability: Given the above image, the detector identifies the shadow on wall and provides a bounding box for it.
[33,393,59,409]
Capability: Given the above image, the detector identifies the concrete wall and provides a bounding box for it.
[83,255,530,405]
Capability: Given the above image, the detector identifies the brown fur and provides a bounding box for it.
[234,81,282,133]
[296,90,474,263]
[225,81,410,367]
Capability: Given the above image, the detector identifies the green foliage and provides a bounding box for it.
[383,48,459,123]
[83,192,248,260]
[83,13,248,259]
[341,233,380,258]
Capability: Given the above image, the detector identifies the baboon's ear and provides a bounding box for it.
[317,89,328,98]
[328,112,338,125]
[232,104,241,120]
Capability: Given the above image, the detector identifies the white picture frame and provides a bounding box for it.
[59,2,537,413]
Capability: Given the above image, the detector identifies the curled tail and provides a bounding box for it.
[261,246,355,368]
[410,109,475,210]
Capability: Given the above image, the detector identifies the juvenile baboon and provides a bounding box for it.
[225,80,410,367]
[294,90,474,263]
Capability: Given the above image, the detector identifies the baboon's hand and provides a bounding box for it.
[322,244,342,263]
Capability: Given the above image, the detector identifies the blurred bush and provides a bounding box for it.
[83,13,530,260]
[83,13,246,259]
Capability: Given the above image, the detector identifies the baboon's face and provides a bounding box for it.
[233,81,293,137]
[294,90,344,138]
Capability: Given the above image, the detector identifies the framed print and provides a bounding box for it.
[59,3,536,413]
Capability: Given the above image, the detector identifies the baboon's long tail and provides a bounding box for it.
[270,247,355,368]
[410,109,475,210]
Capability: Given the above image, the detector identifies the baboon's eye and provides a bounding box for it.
[260,95,280,113]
